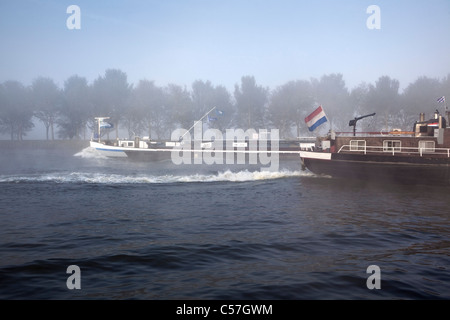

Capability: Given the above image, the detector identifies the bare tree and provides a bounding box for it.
[311,73,350,131]
[166,84,193,131]
[269,80,314,138]
[91,69,131,139]
[366,76,400,130]
[31,77,61,140]
[234,76,268,129]
[0,81,34,140]
[191,80,234,132]
[58,75,91,139]
[129,80,168,139]
[402,76,442,119]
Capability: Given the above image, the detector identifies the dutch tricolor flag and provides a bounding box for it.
[437,96,445,103]
[305,106,328,132]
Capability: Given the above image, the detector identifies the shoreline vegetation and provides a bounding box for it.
[1,69,449,142]
[0,139,89,149]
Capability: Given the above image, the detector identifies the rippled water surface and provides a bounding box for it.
[0,144,449,299]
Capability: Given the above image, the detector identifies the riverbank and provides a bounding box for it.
[0,140,90,150]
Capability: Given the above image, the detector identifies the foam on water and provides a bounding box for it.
[0,169,312,184]
[73,147,108,159]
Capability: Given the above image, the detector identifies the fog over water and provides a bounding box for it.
[1,0,450,304]
[1,1,449,142]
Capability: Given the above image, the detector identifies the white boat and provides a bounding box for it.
[90,135,182,161]
[89,112,312,162]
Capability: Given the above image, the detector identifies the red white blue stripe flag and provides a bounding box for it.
[305,106,328,132]
[437,96,445,103]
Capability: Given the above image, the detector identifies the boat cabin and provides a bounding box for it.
[317,111,450,158]
[414,111,447,137]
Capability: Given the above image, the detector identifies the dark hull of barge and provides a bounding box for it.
[302,153,450,186]
[300,110,450,186]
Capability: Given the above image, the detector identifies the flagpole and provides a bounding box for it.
[444,96,448,112]
[95,117,110,143]
[445,97,448,127]
[179,107,216,141]
[440,96,448,126]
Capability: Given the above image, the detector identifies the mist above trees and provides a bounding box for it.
[1,69,449,140]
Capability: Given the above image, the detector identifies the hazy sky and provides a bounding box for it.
[1,0,450,92]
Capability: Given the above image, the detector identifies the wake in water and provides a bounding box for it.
[74,147,108,159]
[0,169,314,184]
[60,146,316,184]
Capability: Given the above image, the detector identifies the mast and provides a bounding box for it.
[94,117,110,143]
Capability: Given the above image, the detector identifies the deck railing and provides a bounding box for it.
[337,145,450,157]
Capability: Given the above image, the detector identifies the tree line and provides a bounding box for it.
[1,69,449,140]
